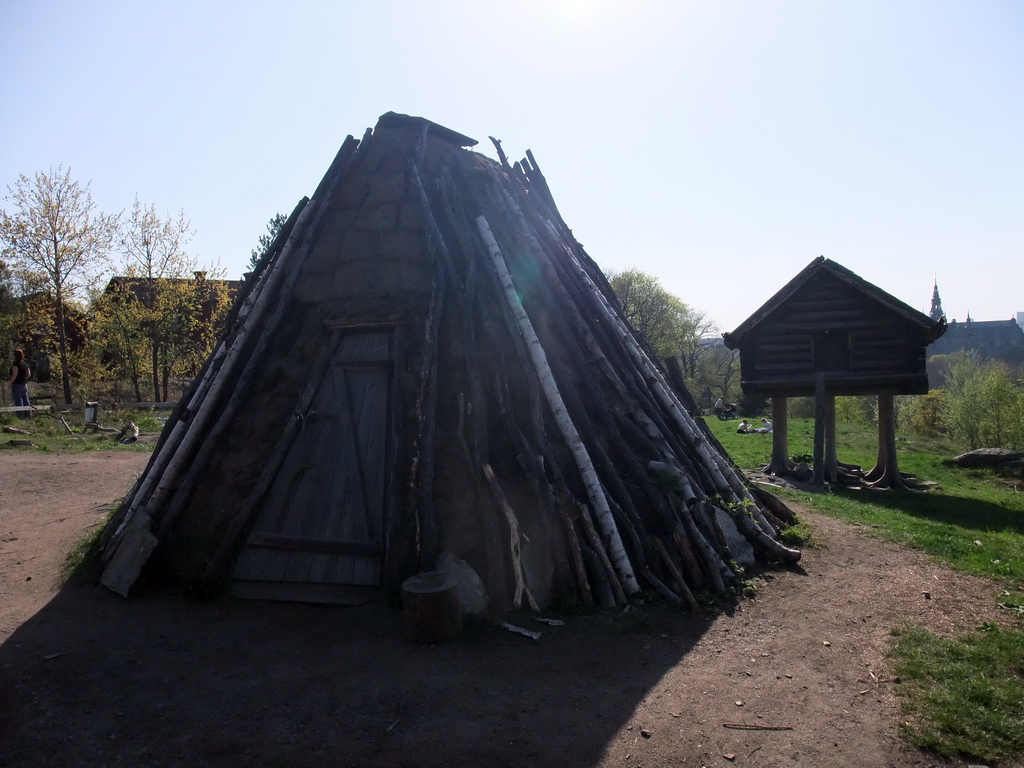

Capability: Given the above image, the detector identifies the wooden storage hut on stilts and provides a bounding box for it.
[723,257,947,489]
[100,112,799,613]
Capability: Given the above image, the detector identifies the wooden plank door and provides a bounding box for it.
[229,329,394,604]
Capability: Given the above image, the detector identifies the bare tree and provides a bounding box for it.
[0,167,117,402]
[119,198,195,280]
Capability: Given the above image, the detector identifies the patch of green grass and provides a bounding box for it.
[61,500,122,585]
[777,516,817,548]
[889,623,1024,763]
[706,416,1024,588]
[0,409,162,453]
[705,414,1024,762]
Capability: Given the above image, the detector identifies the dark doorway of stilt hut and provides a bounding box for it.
[228,329,395,604]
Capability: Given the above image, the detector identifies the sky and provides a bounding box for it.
[2,0,1021,333]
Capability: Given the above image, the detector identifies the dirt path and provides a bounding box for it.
[0,451,1014,767]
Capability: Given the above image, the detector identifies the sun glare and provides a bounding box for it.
[542,0,628,30]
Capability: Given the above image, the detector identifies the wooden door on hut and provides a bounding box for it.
[228,328,395,604]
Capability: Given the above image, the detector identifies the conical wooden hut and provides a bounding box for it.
[100,112,799,612]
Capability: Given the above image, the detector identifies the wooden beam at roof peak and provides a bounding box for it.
[375,111,478,147]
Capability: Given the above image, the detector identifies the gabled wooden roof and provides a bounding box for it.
[723,256,946,347]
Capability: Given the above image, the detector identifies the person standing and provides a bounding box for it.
[8,349,31,418]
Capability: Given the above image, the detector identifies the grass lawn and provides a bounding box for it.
[0,409,163,453]
[706,414,1024,764]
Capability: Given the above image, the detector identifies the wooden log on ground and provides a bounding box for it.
[402,571,462,643]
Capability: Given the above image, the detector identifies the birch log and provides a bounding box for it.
[477,215,640,595]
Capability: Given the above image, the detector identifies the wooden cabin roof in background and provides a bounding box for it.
[723,256,946,348]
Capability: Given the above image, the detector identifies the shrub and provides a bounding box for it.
[835,396,875,427]
[899,391,946,436]
[941,353,1024,450]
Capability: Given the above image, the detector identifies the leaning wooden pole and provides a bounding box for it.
[99,200,319,595]
[476,215,640,595]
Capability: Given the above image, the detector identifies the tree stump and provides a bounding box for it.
[401,571,462,643]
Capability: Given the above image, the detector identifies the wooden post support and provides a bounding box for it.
[867,393,906,488]
[824,394,838,483]
[812,373,826,487]
[402,571,462,644]
[768,396,789,475]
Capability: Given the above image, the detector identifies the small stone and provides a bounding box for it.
[640,728,651,739]
[822,640,831,647]
[735,700,744,707]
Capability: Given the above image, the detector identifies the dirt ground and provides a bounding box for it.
[0,451,1017,768]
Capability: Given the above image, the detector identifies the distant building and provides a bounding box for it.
[927,317,1024,363]
[925,282,1024,363]
[929,279,945,322]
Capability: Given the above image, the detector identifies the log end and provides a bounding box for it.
[401,571,463,644]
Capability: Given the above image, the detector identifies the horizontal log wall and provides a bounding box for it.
[740,271,935,395]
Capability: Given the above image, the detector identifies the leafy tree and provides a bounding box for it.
[897,391,946,436]
[91,282,149,400]
[93,198,230,402]
[0,167,118,403]
[835,396,876,427]
[0,259,16,350]
[608,268,717,368]
[249,212,288,271]
[940,353,1024,450]
[116,198,198,401]
[700,343,742,404]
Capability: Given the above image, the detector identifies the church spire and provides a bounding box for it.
[929,278,945,322]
